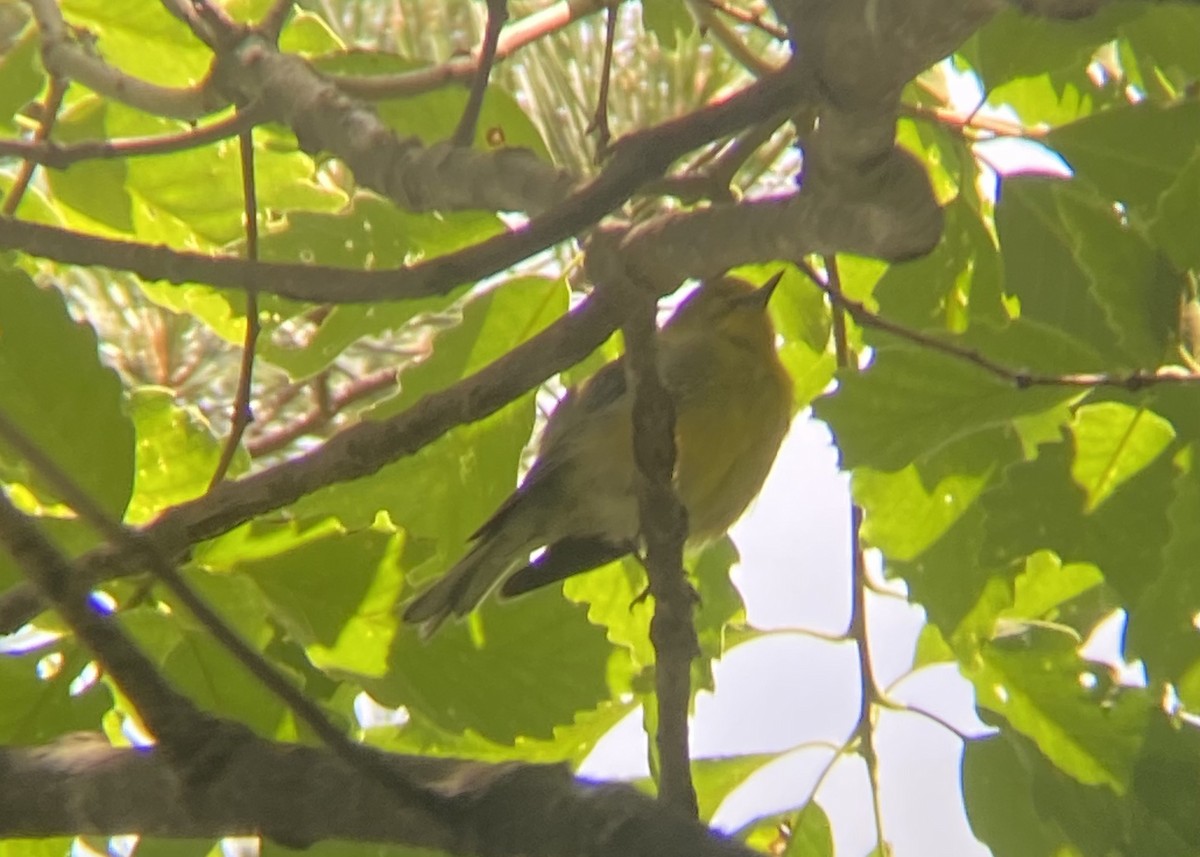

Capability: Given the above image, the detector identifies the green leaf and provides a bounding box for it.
[854,431,1008,562]
[889,497,993,635]
[1059,193,1179,368]
[0,839,73,857]
[1130,712,1200,852]
[912,622,955,668]
[277,8,344,55]
[954,565,1151,793]
[996,175,1173,366]
[783,801,834,857]
[873,195,1005,331]
[383,276,566,416]
[295,277,567,542]
[367,695,636,768]
[813,343,1078,472]
[982,438,1174,608]
[691,537,746,681]
[970,5,1135,89]
[0,641,112,744]
[733,811,792,853]
[1127,445,1200,683]
[962,735,1073,857]
[1047,101,1200,220]
[48,98,345,245]
[0,25,45,134]
[752,265,830,356]
[256,196,502,378]
[44,97,133,233]
[641,0,695,51]
[0,267,135,517]
[134,840,223,857]
[61,0,210,87]
[989,72,1098,128]
[1119,3,1200,85]
[1150,146,1200,272]
[194,517,345,569]
[135,277,247,346]
[971,714,1200,857]
[151,621,288,737]
[689,752,780,823]
[372,586,614,743]
[896,113,969,207]
[560,536,743,691]
[1069,402,1174,512]
[240,525,406,679]
[565,556,655,669]
[1007,552,1104,624]
[734,803,839,856]
[126,388,236,525]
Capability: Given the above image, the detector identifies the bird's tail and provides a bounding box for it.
[401,522,539,638]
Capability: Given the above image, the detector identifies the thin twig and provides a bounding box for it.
[1,77,67,217]
[588,1,620,162]
[880,665,994,743]
[245,369,399,458]
[452,0,509,147]
[210,123,262,489]
[259,0,296,42]
[701,0,788,41]
[900,102,1046,141]
[0,106,264,170]
[811,255,888,851]
[880,698,983,744]
[809,276,1200,391]
[850,507,888,852]
[646,114,790,203]
[688,0,779,78]
[333,0,608,100]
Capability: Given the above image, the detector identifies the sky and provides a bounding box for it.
[576,415,992,856]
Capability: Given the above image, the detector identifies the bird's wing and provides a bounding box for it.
[499,536,633,597]
[468,358,629,544]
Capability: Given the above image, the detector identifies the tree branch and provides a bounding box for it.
[210,121,262,489]
[451,0,509,148]
[587,230,698,816]
[27,0,226,120]
[0,737,761,857]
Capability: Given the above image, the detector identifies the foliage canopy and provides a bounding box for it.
[3,1,1200,856]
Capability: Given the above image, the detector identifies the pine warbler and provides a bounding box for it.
[403,272,793,635]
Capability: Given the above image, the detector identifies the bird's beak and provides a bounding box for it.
[742,270,786,309]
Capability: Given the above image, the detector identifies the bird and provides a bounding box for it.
[402,271,793,636]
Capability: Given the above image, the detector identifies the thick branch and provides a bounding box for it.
[0,60,816,304]
[2,738,755,857]
[211,34,572,215]
[27,0,225,120]
[587,233,698,816]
